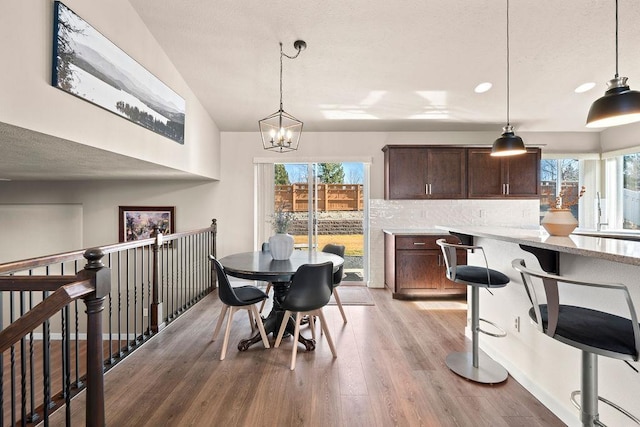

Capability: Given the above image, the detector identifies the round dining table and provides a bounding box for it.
[218,250,344,351]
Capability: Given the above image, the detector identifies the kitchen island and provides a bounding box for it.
[435,225,640,427]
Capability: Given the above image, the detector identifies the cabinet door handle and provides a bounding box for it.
[437,254,442,266]
[425,184,429,195]
[502,183,506,195]
[506,183,510,195]
[429,184,432,195]
[413,242,426,246]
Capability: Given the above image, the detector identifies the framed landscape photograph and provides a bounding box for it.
[119,206,175,242]
[52,1,185,144]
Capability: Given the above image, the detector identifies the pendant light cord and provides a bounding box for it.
[615,0,619,78]
[279,43,284,111]
[279,42,304,111]
[506,0,511,126]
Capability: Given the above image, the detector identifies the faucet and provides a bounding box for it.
[596,192,608,232]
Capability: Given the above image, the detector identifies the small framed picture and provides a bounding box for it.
[119,206,175,242]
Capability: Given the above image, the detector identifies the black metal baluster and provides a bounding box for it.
[133,248,138,347]
[18,289,27,427]
[0,287,4,427]
[64,304,71,426]
[74,259,82,389]
[107,253,114,364]
[126,249,131,351]
[27,291,37,424]
[42,290,51,426]
[10,293,16,427]
[117,251,123,357]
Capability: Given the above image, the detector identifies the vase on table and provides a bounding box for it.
[269,233,294,260]
[541,208,578,236]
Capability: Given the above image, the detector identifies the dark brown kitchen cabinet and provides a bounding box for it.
[384,233,467,299]
[383,146,467,199]
[467,147,541,198]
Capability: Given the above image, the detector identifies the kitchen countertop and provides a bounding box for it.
[383,229,451,236]
[435,225,640,267]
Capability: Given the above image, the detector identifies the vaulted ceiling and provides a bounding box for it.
[130,0,640,133]
[4,1,640,181]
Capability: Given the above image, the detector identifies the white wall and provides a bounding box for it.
[600,121,640,153]
[0,0,220,179]
[0,180,219,259]
[0,204,83,263]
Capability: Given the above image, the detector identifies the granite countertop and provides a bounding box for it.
[435,225,640,267]
[383,229,451,236]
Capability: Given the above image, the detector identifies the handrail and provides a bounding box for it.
[0,275,76,291]
[0,225,215,276]
[0,220,217,426]
[0,278,94,353]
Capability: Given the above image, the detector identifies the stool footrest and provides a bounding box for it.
[570,390,640,426]
[477,318,507,338]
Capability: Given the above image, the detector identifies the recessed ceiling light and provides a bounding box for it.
[575,82,596,93]
[474,82,492,93]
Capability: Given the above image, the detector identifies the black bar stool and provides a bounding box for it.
[513,259,640,426]
[436,239,510,384]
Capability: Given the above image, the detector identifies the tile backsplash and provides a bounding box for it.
[367,199,540,287]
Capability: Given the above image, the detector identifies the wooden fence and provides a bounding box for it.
[275,184,363,212]
[540,181,579,208]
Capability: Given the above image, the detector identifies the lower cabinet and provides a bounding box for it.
[384,233,467,299]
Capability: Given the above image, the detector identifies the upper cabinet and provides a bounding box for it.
[383,145,541,200]
[467,147,541,198]
[383,146,467,199]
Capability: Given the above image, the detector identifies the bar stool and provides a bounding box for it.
[512,259,640,426]
[436,239,509,384]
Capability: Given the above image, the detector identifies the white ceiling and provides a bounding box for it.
[129,0,640,133]
[4,0,640,181]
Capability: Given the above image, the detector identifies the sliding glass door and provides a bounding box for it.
[272,162,366,283]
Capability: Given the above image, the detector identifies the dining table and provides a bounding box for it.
[218,249,344,352]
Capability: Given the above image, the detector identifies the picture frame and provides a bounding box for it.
[52,1,186,144]
[119,206,175,242]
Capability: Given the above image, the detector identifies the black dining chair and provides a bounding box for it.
[512,258,640,426]
[322,243,348,324]
[209,255,270,360]
[274,262,337,370]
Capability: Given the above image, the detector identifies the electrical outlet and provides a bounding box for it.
[143,308,148,317]
[513,316,520,332]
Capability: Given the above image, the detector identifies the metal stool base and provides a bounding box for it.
[570,391,640,426]
[446,351,508,384]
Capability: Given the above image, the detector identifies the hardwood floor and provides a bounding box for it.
[53,288,565,426]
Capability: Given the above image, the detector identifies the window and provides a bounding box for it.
[622,153,640,229]
[540,158,580,221]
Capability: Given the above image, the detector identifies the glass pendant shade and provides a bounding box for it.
[491,125,526,157]
[259,110,303,152]
[586,77,640,128]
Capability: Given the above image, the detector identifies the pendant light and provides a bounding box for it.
[259,40,307,152]
[491,0,526,157]
[586,0,640,128]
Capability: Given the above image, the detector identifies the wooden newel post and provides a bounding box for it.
[211,219,217,289]
[151,226,162,333]
[78,248,110,427]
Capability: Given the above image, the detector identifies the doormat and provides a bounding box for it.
[328,286,375,306]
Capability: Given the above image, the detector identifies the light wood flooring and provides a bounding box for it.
[51,287,565,426]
